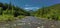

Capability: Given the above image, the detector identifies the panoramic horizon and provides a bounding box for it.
[0,0,60,28]
[0,0,60,10]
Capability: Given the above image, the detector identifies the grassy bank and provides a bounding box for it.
[33,4,60,21]
[0,15,25,22]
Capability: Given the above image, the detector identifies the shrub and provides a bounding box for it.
[0,15,15,21]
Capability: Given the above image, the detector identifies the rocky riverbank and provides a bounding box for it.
[0,16,60,28]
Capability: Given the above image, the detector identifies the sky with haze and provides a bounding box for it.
[0,0,60,10]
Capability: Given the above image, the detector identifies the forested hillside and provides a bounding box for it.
[0,2,30,21]
[34,4,60,20]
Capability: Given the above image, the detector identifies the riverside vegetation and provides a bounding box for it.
[33,4,60,20]
[0,2,60,22]
[0,2,30,21]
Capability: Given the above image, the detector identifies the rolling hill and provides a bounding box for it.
[34,4,60,20]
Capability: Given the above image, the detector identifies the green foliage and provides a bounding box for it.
[17,15,25,19]
[0,3,31,16]
[34,4,60,20]
[0,15,14,21]
[0,3,31,21]
[0,7,3,15]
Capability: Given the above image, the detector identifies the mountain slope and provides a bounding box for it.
[34,4,60,20]
[0,3,30,21]
[0,3,30,17]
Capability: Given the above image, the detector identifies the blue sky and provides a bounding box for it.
[0,0,60,10]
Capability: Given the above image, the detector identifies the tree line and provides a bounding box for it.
[0,2,30,17]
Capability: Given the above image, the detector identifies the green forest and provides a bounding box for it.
[0,2,30,21]
[33,4,60,20]
[0,2,60,21]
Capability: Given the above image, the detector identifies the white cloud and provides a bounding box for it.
[24,4,39,10]
[24,7,39,10]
